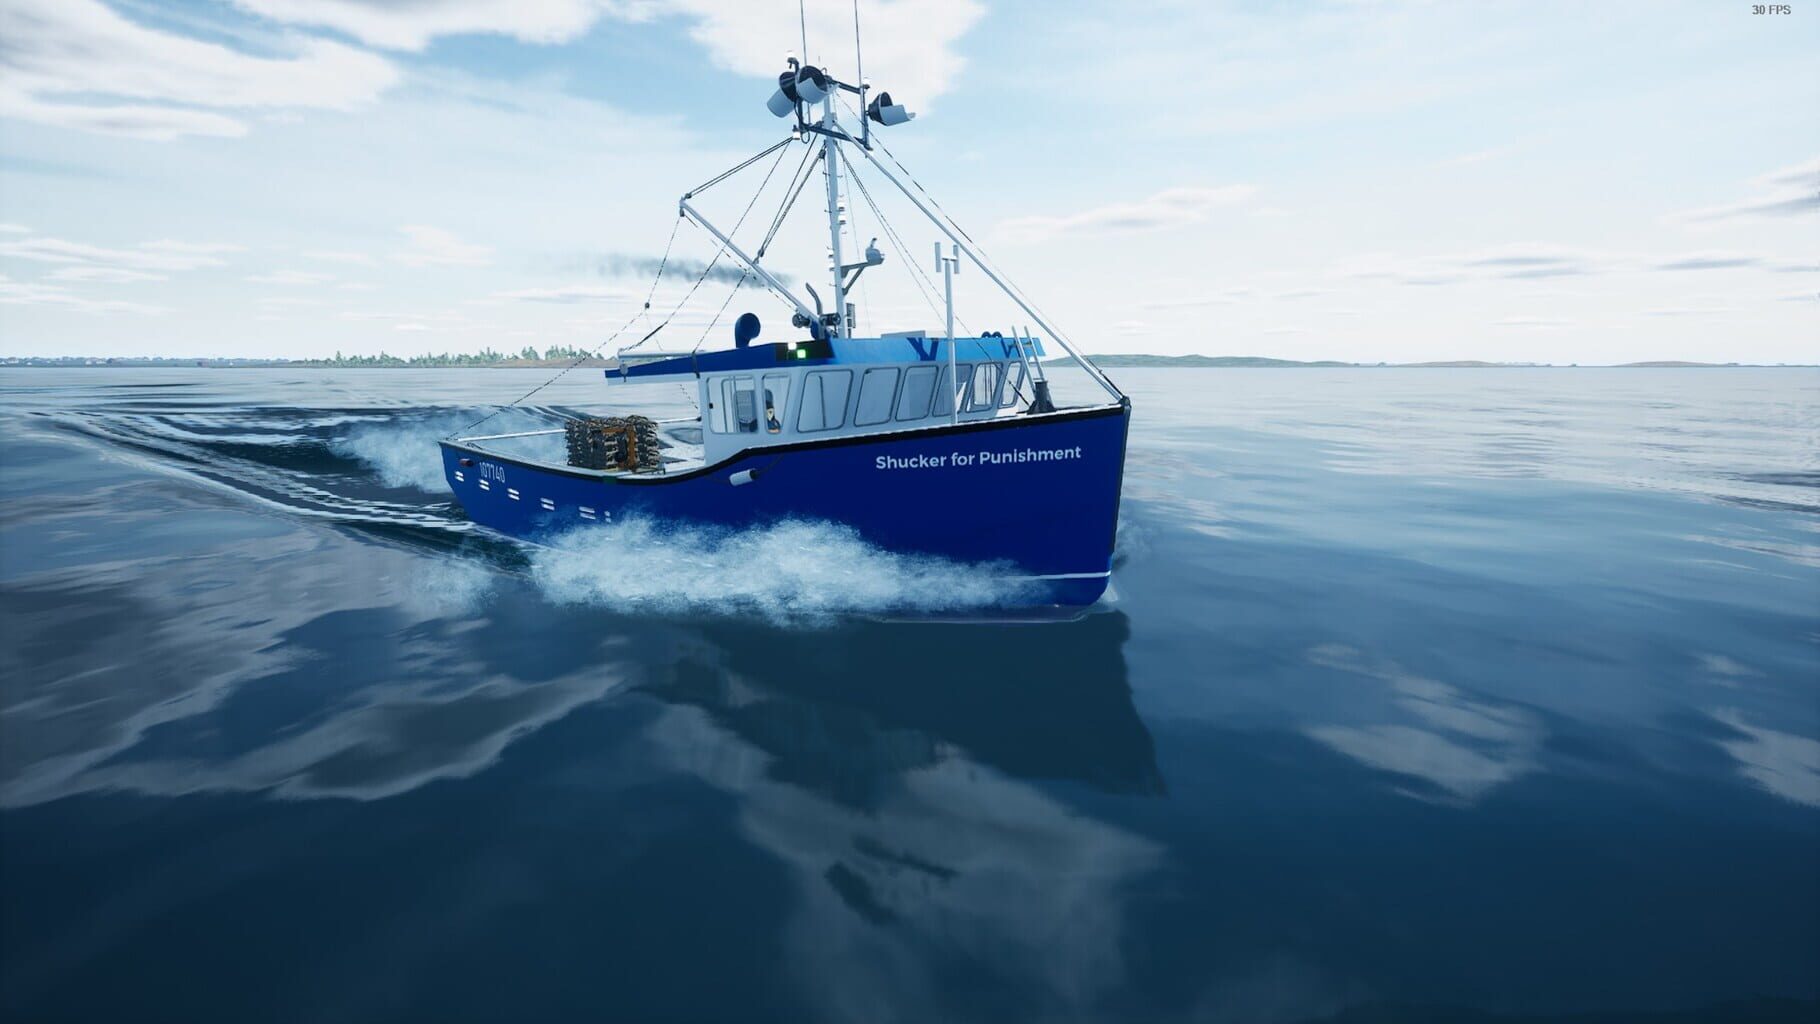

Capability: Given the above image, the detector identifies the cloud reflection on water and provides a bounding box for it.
[1304,644,1544,804]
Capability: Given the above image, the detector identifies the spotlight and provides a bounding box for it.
[793,65,829,104]
[766,65,830,117]
[866,91,914,126]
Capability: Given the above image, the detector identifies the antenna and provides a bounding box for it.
[936,242,961,424]
[798,0,810,67]
[852,0,866,146]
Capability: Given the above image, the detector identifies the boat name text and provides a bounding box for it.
[874,446,1084,470]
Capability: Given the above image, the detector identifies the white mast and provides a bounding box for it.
[822,96,846,337]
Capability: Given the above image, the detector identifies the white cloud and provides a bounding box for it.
[1639,306,1737,318]
[0,223,30,234]
[1141,288,1253,310]
[1651,251,1761,272]
[229,0,637,53]
[303,249,380,266]
[667,0,984,105]
[142,240,246,256]
[1493,317,1571,328]
[1340,245,1794,288]
[245,269,337,285]
[0,0,399,140]
[46,266,168,283]
[393,225,491,267]
[231,0,983,103]
[494,283,633,304]
[0,273,169,315]
[0,236,241,271]
[1678,155,1820,221]
[994,185,1257,244]
[1442,145,1514,166]
[1458,244,1603,279]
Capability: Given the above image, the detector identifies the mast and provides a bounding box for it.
[822,96,846,337]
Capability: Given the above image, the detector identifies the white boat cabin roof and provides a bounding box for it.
[606,331,1051,465]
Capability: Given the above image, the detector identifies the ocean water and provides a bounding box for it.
[1,366,1816,1023]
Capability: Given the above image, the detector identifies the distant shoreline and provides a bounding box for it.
[1,355,1812,370]
[1068,355,1814,369]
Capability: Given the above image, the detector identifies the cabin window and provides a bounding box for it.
[1000,360,1026,408]
[966,362,1002,412]
[854,367,899,426]
[896,365,938,421]
[797,369,852,432]
[723,376,759,433]
[706,377,729,433]
[762,374,789,434]
[933,364,969,417]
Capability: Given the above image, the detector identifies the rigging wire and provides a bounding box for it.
[445,214,685,437]
[691,271,749,354]
[446,139,792,438]
[687,136,793,197]
[847,161,964,334]
[759,144,822,259]
[842,152,870,336]
[838,96,1087,367]
[631,140,793,352]
[694,134,832,355]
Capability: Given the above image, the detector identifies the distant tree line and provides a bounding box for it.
[296,345,601,366]
[3,345,608,368]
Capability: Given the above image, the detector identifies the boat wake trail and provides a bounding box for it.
[25,403,526,538]
[527,518,1039,623]
[26,401,1036,622]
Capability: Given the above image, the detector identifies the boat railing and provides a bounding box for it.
[460,415,699,444]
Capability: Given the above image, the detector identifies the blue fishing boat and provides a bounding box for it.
[441,52,1130,614]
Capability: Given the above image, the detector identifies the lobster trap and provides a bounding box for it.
[563,415,665,472]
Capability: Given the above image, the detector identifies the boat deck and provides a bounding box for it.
[455,416,708,478]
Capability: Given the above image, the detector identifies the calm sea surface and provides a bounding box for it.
[2,367,1816,1022]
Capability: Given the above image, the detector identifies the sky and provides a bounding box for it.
[0,0,1814,364]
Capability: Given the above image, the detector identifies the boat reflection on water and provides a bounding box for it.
[643,612,1163,804]
[627,611,1165,1021]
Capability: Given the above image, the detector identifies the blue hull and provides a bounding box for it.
[441,403,1131,609]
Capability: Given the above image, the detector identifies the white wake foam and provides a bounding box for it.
[335,409,558,492]
[528,518,1036,622]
